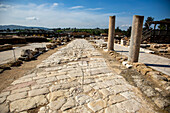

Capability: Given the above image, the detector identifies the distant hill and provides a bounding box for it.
[0,25,49,30]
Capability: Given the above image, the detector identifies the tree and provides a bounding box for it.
[144,17,154,30]
[115,27,122,32]
[7,28,11,32]
[103,29,108,33]
[158,24,166,30]
[126,26,131,37]
[157,19,170,30]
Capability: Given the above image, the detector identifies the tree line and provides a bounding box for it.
[1,17,168,37]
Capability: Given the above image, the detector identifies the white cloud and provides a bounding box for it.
[26,17,39,20]
[53,3,58,7]
[86,8,103,11]
[0,4,11,11]
[0,3,132,29]
[121,24,131,27]
[69,6,84,9]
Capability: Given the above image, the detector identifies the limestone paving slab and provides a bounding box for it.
[28,87,49,97]
[0,39,156,113]
[7,92,27,101]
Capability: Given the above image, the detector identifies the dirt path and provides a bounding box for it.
[0,46,64,92]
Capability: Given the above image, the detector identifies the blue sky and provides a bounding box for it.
[0,0,170,30]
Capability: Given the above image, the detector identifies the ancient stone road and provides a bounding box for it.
[0,39,155,113]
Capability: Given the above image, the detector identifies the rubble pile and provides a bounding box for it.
[150,44,170,53]
[0,44,13,51]
[19,48,46,61]
[46,37,73,49]
[0,60,23,73]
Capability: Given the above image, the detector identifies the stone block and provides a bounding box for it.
[116,99,141,112]
[31,83,51,90]
[108,94,126,105]
[36,76,56,84]
[122,61,128,66]
[120,91,136,99]
[47,91,64,102]
[49,84,61,92]
[141,67,153,75]
[99,89,111,98]
[10,95,47,112]
[28,87,49,97]
[0,91,10,98]
[87,99,106,112]
[12,78,32,85]
[7,92,27,101]
[75,94,93,105]
[116,57,122,61]
[126,64,132,69]
[107,85,129,94]
[4,81,36,91]
[136,65,147,73]
[105,105,125,113]
[61,97,75,111]
[56,75,70,80]
[0,97,6,104]
[133,62,145,69]
[48,97,66,110]
[83,85,92,93]
[0,103,9,113]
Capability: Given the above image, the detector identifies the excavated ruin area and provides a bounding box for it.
[0,39,166,113]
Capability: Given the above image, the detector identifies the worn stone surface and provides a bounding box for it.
[7,92,27,101]
[0,91,10,98]
[0,103,9,113]
[0,39,156,113]
[12,78,32,85]
[75,94,93,105]
[107,85,130,94]
[105,104,125,113]
[49,84,61,92]
[99,89,111,98]
[108,94,126,105]
[36,76,57,84]
[48,97,66,110]
[116,99,141,112]
[87,99,106,112]
[10,95,47,112]
[28,87,49,97]
[61,98,75,111]
[0,97,6,104]
[11,87,30,94]
[47,90,64,102]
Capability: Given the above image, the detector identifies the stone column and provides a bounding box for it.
[128,15,144,62]
[108,16,115,51]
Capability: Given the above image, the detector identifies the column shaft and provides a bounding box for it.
[128,15,144,62]
[108,16,115,51]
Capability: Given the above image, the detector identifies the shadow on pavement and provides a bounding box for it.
[145,63,170,68]
[115,50,145,53]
